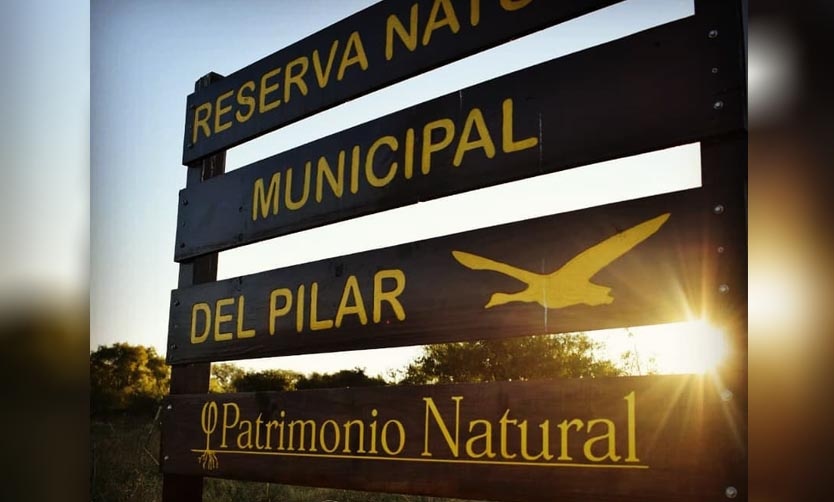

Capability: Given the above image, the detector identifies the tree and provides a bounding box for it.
[296,368,387,390]
[618,329,658,376]
[398,333,623,385]
[210,363,245,393]
[232,369,301,392]
[90,343,170,415]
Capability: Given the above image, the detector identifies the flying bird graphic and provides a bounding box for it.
[451,213,670,309]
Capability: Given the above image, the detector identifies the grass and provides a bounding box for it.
[91,411,477,502]
[91,413,163,502]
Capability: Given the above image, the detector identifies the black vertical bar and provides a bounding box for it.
[697,3,747,500]
[161,71,226,502]
[698,4,747,501]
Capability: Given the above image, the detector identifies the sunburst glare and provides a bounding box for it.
[589,320,731,375]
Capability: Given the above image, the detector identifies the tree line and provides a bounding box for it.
[91,333,628,416]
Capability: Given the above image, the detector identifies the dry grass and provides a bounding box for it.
[91,414,163,502]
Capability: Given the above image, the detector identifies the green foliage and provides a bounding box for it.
[232,369,302,392]
[90,343,170,415]
[220,366,387,392]
[398,333,623,385]
[296,367,387,390]
[210,362,245,393]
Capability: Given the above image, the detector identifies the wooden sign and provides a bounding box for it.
[181,0,627,164]
[163,0,748,499]
[167,185,746,365]
[175,4,745,261]
[160,375,746,501]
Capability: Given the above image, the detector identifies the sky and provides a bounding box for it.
[90,0,711,378]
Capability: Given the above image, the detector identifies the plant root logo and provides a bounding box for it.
[198,401,219,470]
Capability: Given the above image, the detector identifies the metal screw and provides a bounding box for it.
[711,67,719,74]
[164,455,170,461]
[170,344,177,350]
[713,204,725,214]
[174,299,180,307]
[725,486,738,499]
[713,100,724,110]
[179,242,186,248]
[718,284,730,294]
[187,143,194,149]
[182,199,189,206]
[708,29,719,39]
[720,389,733,402]
[717,246,725,254]
[166,404,173,410]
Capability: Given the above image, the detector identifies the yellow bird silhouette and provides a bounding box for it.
[452,213,670,309]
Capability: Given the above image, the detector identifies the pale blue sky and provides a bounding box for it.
[90,0,700,376]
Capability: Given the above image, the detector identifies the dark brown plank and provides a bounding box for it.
[167,184,747,365]
[160,375,747,502]
[175,0,746,261]
[181,0,627,164]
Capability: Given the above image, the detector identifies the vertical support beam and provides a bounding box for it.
[698,5,747,500]
[697,5,747,501]
[161,71,226,502]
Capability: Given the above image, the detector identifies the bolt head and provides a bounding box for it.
[725,486,738,499]
[717,246,725,254]
[718,284,730,294]
[711,67,719,74]
[720,389,733,401]
[164,455,170,461]
[713,204,725,214]
[713,100,724,110]
[166,404,173,410]
[709,29,719,39]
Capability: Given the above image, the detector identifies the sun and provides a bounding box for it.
[671,320,731,374]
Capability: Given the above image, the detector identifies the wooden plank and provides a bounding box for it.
[160,375,747,502]
[166,184,747,365]
[181,0,627,164]
[161,73,228,502]
[175,0,746,261]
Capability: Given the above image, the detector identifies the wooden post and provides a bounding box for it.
[161,71,226,502]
